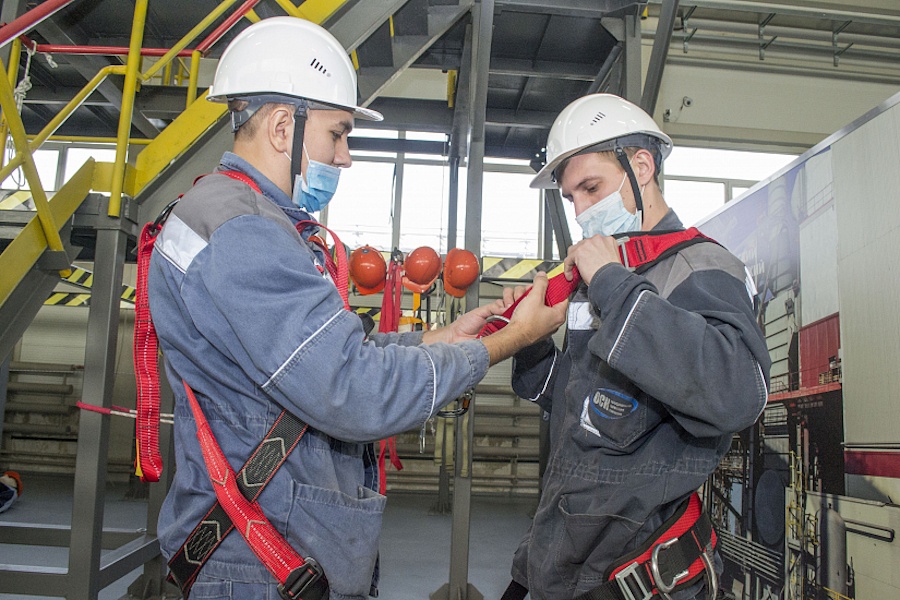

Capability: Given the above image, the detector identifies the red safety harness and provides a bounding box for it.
[134,170,347,599]
[499,228,721,600]
[480,227,715,338]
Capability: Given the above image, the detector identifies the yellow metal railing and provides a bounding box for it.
[0,0,349,309]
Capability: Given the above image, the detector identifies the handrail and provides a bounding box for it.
[108,0,148,218]
[0,0,79,49]
[140,0,243,83]
[0,55,68,273]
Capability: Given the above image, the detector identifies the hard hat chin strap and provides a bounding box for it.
[615,145,643,219]
[290,100,310,187]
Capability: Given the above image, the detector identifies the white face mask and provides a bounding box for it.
[574,171,642,238]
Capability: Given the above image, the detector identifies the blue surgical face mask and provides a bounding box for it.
[575,171,642,238]
[284,145,341,212]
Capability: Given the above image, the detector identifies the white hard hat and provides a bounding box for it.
[531,93,672,189]
[207,16,382,121]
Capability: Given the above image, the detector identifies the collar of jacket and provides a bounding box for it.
[218,152,315,227]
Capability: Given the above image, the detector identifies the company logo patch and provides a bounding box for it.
[587,388,638,419]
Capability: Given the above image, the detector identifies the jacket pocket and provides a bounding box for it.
[552,494,642,589]
[574,367,664,451]
[286,482,387,598]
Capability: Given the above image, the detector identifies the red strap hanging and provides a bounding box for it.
[133,222,164,482]
[376,256,405,493]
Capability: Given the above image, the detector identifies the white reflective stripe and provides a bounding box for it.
[423,351,438,415]
[524,349,557,402]
[744,267,757,302]
[608,290,651,364]
[753,360,769,420]
[579,397,602,437]
[262,310,343,390]
[156,214,208,274]
[567,302,594,331]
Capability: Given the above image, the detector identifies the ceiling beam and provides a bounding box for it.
[641,0,679,114]
[496,0,644,18]
[489,57,598,81]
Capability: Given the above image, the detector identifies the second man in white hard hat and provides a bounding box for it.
[501,94,771,600]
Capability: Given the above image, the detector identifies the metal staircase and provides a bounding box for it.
[0,1,483,598]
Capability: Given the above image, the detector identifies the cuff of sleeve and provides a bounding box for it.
[460,339,490,388]
[589,263,635,319]
[513,337,555,370]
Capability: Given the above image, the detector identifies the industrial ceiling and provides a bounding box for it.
[4,0,900,160]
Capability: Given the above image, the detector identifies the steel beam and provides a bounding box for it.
[641,0,679,115]
[587,42,622,94]
[490,57,598,81]
[447,21,474,251]
[496,0,644,18]
[68,195,135,599]
[329,0,408,52]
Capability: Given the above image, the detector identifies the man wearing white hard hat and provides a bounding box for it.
[501,94,771,600]
[146,17,565,600]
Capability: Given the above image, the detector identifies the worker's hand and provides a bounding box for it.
[506,272,567,345]
[564,235,622,285]
[501,283,529,307]
[447,297,510,342]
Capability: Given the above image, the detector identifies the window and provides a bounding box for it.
[1,148,61,192]
[64,147,116,182]
[326,161,396,251]
[481,171,541,257]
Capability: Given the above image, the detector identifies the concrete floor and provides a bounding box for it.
[0,474,535,599]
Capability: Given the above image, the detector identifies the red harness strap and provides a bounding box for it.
[135,171,334,598]
[478,228,715,338]
[182,382,326,600]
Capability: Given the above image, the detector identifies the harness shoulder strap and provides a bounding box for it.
[133,170,263,483]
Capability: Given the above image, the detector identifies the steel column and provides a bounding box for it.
[434,2,492,599]
[447,22,474,252]
[622,12,642,103]
[391,132,405,251]
[68,197,133,599]
[641,0,679,115]
[0,355,8,444]
[544,188,573,259]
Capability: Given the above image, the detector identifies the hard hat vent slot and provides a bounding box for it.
[310,58,329,75]
[591,111,606,124]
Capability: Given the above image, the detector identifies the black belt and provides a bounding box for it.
[167,409,328,600]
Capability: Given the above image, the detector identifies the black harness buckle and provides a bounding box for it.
[278,559,327,600]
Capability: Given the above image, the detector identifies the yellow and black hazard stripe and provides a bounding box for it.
[44,292,92,307]
[481,257,565,283]
[46,266,137,306]
[0,191,33,211]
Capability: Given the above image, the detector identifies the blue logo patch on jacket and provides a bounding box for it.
[588,388,638,419]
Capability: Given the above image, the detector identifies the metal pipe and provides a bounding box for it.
[7,381,74,395]
[682,18,900,51]
[670,0,900,27]
[141,0,241,82]
[4,402,72,414]
[187,50,201,107]
[196,0,262,55]
[30,134,152,145]
[0,0,79,49]
[28,44,193,57]
[472,404,540,417]
[108,0,148,218]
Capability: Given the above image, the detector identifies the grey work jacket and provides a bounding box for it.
[149,153,489,600]
[510,210,770,599]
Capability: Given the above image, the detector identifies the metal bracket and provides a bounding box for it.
[758,13,777,60]
[37,249,71,271]
[832,21,853,66]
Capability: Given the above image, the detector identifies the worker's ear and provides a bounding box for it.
[631,148,657,186]
[268,105,295,154]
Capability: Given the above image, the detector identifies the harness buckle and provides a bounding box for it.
[613,561,653,600]
[615,236,634,271]
[651,537,690,598]
[278,559,326,600]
